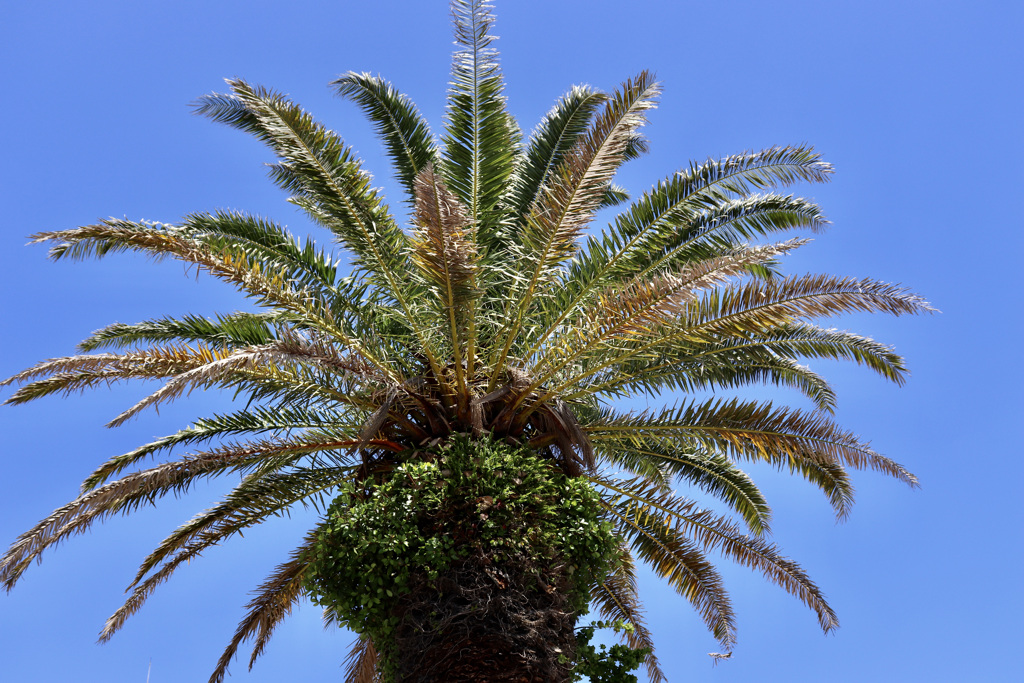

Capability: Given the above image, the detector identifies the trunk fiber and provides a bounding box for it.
[390,551,577,683]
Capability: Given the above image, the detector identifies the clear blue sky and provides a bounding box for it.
[1,1,1021,681]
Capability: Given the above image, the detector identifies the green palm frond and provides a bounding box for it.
[332,72,438,199]
[594,439,773,535]
[553,273,931,402]
[506,85,607,221]
[209,533,317,683]
[443,0,517,243]
[194,81,405,275]
[590,547,665,683]
[82,405,353,491]
[598,183,632,209]
[714,323,911,384]
[630,193,830,283]
[79,312,284,352]
[488,72,660,383]
[539,147,833,350]
[97,467,350,646]
[530,240,810,393]
[589,399,917,517]
[517,72,659,285]
[600,475,838,634]
[182,211,344,297]
[602,492,736,647]
[691,274,933,332]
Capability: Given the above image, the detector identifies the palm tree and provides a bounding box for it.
[0,1,930,681]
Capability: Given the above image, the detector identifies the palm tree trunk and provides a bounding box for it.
[391,550,577,682]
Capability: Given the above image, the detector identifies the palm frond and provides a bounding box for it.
[594,439,772,535]
[579,345,839,413]
[505,85,607,221]
[0,448,340,592]
[1,345,228,405]
[208,532,317,683]
[332,71,438,200]
[531,240,809,392]
[103,337,380,428]
[572,321,912,413]
[489,72,660,384]
[589,399,918,517]
[79,312,283,352]
[536,148,833,354]
[598,183,632,209]
[601,495,736,647]
[442,0,517,243]
[690,275,934,334]
[29,220,403,380]
[341,635,380,683]
[556,273,931,402]
[194,81,406,283]
[82,405,352,491]
[600,475,839,634]
[518,71,658,284]
[182,210,344,299]
[590,547,665,683]
[99,468,351,645]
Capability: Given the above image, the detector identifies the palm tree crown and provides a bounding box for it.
[1,2,929,681]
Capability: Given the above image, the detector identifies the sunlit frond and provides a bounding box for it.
[600,475,839,634]
[1,448,330,592]
[443,0,517,243]
[194,81,407,283]
[82,405,353,491]
[506,85,607,221]
[96,468,351,647]
[530,240,809,393]
[489,72,660,384]
[589,399,918,518]
[594,438,772,535]
[332,71,438,200]
[602,494,736,647]
[79,312,283,352]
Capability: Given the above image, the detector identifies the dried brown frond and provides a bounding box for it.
[342,635,380,683]
[1,346,228,405]
[411,163,479,398]
[1,450,263,592]
[411,164,478,296]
